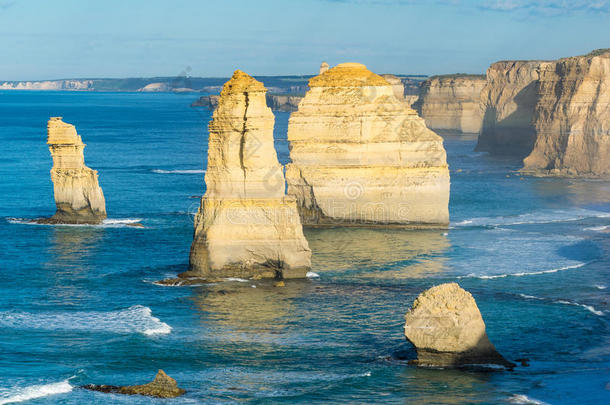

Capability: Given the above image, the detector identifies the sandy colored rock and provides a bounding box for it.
[319,61,329,75]
[414,75,486,134]
[40,117,106,224]
[82,370,185,398]
[476,61,548,156]
[381,74,406,100]
[522,50,610,177]
[187,70,311,280]
[285,63,450,227]
[404,283,513,368]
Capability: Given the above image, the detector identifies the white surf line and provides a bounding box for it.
[0,379,73,404]
[457,262,587,280]
[152,169,205,174]
[518,294,604,316]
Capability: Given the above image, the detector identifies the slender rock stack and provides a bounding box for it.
[285,63,450,227]
[41,117,106,224]
[187,70,311,280]
[404,283,514,368]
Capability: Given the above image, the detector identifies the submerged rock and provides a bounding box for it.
[186,70,311,280]
[82,370,185,398]
[38,117,106,224]
[285,62,450,227]
[404,283,514,369]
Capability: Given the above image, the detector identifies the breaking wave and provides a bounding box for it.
[0,305,171,336]
[518,294,604,316]
[6,217,143,228]
[507,394,549,405]
[453,208,610,228]
[152,169,205,174]
[0,379,73,404]
[458,262,587,280]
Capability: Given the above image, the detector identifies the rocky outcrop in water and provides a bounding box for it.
[414,75,486,134]
[404,283,514,368]
[521,50,610,177]
[476,61,546,156]
[82,370,185,398]
[285,63,450,227]
[39,117,106,224]
[186,70,311,280]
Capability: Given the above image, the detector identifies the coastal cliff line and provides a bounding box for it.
[477,49,609,177]
[413,74,486,134]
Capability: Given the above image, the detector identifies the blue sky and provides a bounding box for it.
[0,0,608,80]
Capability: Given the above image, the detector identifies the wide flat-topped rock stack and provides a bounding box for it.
[285,63,450,227]
[41,117,106,224]
[187,70,311,280]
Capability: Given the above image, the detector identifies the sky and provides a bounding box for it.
[0,0,608,80]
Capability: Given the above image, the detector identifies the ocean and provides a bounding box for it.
[0,90,608,404]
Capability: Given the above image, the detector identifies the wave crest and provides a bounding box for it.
[0,305,171,336]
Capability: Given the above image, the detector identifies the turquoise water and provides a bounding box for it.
[0,91,608,404]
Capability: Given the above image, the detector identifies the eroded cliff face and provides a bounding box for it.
[285,63,450,227]
[476,61,547,156]
[414,75,486,134]
[187,70,311,279]
[522,51,610,176]
[43,117,106,224]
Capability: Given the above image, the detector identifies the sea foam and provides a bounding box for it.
[0,305,171,336]
[453,208,610,228]
[507,394,549,405]
[0,379,73,404]
[152,169,205,174]
[6,217,143,228]
[518,294,604,316]
[458,262,587,280]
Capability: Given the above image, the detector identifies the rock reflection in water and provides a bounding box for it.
[191,281,313,352]
[305,228,449,279]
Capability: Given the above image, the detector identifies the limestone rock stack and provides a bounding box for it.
[476,61,546,156]
[414,75,486,134]
[522,50,610,177]
[285,63,450,227]
[319,61,329,75]
[404,283,513,368]
[187,70,311,279]
[381,74,406,100]
[42,117,106,224]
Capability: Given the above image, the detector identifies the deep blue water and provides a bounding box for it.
[0,91,608,404]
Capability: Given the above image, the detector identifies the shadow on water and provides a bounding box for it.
[399,366,497,404]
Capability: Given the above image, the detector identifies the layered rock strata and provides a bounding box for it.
[192,94,303,112]
[522,50,610,176]
[82,370,185,398]
[40,117,106,224]
[404,283,514,368]
[285,63,450,227]
[187,70,311,280]
[381,74,406,100]
[414,75,486,134]
[476,61,547,156]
